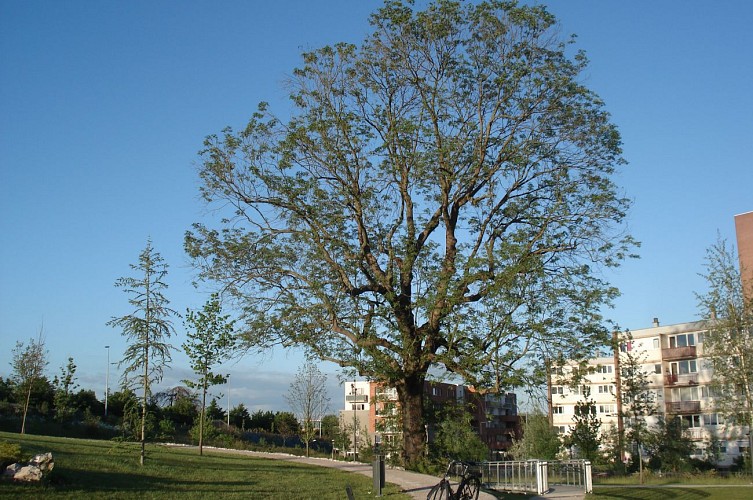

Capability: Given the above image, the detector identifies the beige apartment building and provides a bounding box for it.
[550,318,750,466]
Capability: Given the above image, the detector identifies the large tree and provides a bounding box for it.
[183,293,237,455]
[186,0,633,466]
[108,240,178,465]
[696,236,753,476]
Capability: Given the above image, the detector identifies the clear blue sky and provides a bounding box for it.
[1,1,752,414]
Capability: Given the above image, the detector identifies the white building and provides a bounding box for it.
[551,318,750,467]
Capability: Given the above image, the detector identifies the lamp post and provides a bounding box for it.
[105,345,110,418]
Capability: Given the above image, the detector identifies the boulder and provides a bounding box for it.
[3,452,54,482]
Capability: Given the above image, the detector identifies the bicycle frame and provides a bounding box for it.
[427,460,481,500]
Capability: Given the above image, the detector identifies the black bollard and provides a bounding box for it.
[373,454,385,496]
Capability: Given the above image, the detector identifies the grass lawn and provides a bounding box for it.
[0,432,411,499]
[589,485,753,500]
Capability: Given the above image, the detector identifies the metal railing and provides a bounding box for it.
[480,460,592,495]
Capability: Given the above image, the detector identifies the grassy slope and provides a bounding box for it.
[0,432,410,499]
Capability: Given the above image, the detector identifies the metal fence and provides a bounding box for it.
[480,460,592,495]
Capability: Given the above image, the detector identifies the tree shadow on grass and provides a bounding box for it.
[594,486,711,499]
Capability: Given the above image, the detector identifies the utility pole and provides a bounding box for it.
[613,331,625,466]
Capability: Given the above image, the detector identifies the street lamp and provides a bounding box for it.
[105,346,110,418]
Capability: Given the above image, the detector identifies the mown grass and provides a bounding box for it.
[589,485,753,500]
[0,432,411,499]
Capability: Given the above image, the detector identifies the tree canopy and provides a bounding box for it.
[186,0,633,466]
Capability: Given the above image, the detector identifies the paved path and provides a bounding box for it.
[186,446,585,499]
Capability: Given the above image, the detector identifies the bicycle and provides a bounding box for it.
[426,460,482,500]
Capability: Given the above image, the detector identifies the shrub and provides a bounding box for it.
[0,440,22,469]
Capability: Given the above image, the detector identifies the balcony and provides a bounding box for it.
[346,394,368,403]
[662,345,697,361]
[665,400,701,414]
[684,427,704,441]
[664,373,699,386]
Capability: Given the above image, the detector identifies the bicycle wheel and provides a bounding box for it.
[426,479,452,500]
[458,476,480,500]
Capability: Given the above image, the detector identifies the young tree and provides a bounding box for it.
[52,356,79,423]
[645,416,694,473]
[186,0,634,466]
[618,332,656,482]
[696,236,753,477]
[509,411,561,460]
[108,240,178,465]
[11,328,48,434]
[183,294,237,455]
[565,396,601,462]
[285,361,331,457]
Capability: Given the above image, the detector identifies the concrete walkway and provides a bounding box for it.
[188,446,585,499]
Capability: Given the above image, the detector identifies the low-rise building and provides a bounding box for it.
[339,380,520,459]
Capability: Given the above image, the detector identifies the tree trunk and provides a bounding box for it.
[199,377,208,456]
[141,344,148,466]
[21,384,32,434]
[396,372,426,468]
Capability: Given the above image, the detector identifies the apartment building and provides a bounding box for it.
[339,380,520,458]
[550,318,750,466]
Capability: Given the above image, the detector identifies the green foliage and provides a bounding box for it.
[273,411,300,444]
[0,440,22,469]
[182,294,236,454]
[645,416,695,473]
[565,396,601,462]
[0,377,15,403]
[510,412,561,460]
[206,398,227,421]
[430,403,488,462]
[106,388,138,419]
[52,357,79,423]
[248,409,275,432]
[187,0,634,466]
[696,237,753,453]
[11,331,49,434]
[228,403,251,429]
[161,394,198,428]
[190,415,223,444]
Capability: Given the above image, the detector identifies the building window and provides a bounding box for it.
[704,413,725,426]
[598,385,614,394]
[552,386,565,395]
[681,414,701,428]
[553,406,564,414]
[671,386,699,401]
[669,333,695,348]
[596,365,613,374]
[556,426,567,434]
[670,359,697,374]
[599,404,615,414]
[653,338,660,349]
[654,364,662,374]
[701,385,722,398]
